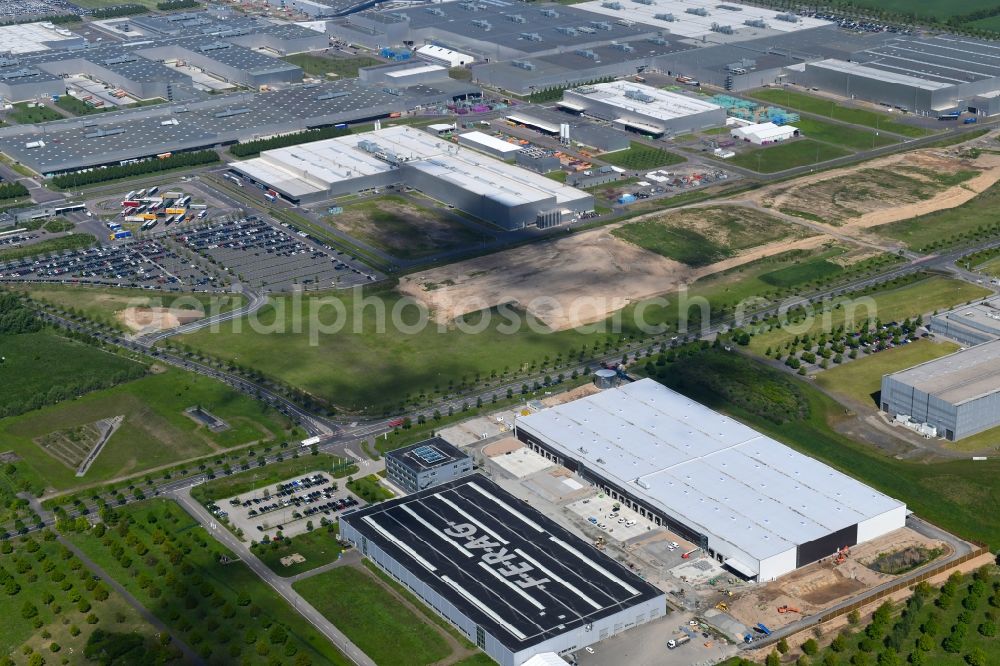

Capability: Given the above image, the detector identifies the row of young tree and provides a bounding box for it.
[0,182,28,201]
[90,4,147,18]
[229,126,351,157]
[50,151,218,189]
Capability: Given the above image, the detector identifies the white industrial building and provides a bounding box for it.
[560,81,725,136]
[515,379,907,582]
[232,125,593,229]
[416,44,474,68]
[731,121,798,145]
[456,131,523,160]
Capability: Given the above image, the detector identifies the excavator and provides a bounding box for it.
[833,545,851,566]
[777,605,801,614]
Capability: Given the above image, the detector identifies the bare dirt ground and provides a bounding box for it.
[540,382,601,406]
[400,219,833,331]
[117,306,203,333]
[750,135,1000,235]
[724,527,947,631]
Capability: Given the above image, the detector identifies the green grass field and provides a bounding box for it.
[0,330,144,414]
[252,525,343,577]
[794,117,900,151]
[178,290,582,413]
[17,284,244,331]
[749,89,932,138]
[0,234,97,261]
[599,141,685,170]
[612,205,811,267]
[293,566,452,666]
[729,139,851,173]
[0,534,179,660]
[70,500,352,665]
[759,258,843,287]
[877,182,1000,252]
[814,339,960,408]
[55,95,107,116]
[7,102,62,124]
[748,276,991,355]
[282,54,381,78]
[325,195,491,260]
[0,368,290,491]
[656,349,1000,551]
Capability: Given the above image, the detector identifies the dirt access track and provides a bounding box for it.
[118,306,203,333]
[750,131,1000,234]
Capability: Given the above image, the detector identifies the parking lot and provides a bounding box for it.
[0,237,222,289]
[210,471,362,541]
[174,217,375,291]
[566,493,660,543]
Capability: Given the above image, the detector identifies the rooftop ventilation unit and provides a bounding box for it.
[577,25,596,33]
[197,41,231,52]
[0,68,39,81]
[161,118,179,126]
[507,13,526,23]
[744,18,767,28]
[103,54,138,65]
[632,0,654,5]
[685,7,708,15]
[648,36,669,44]
[0,57,21,67]
[83,127,125,139]
[556,26,578,35]
[625,88,655,103]
[576,49,600,60]
[540,8,559,17]
[590,21,613,30]
[471,19,492,30]
[601,1,622,8]
[575,85,597,94]
[382,86,403,95]
[610,42,634,52]
[512,60,535,70]
[654,12,675,21]
[716,4,743,10]
[711,22,734,34]
[426,7,444,15]
[775,12,799,22]
[519,32,542,41]
[316,90,351,100]
[214,107,251,118]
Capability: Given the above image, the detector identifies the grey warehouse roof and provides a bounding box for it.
[885,338,1000,406]
[516,379,904,567]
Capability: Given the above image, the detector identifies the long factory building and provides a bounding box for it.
[560,81,725,136]
[515,379,907,582]
[0,77,479,175]
[339,475,666,666]
[881,339,1000,442]
[232,125,594,229]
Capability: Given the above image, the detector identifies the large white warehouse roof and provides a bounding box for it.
[568,81,722,122]
[516,379,906,580]
[235,125,590,207]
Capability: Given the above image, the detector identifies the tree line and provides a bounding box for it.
[0,292,41,335]
[157,0,200,9]
[51,151,218,189]
[230,126,352,158]
[0,182,28,201]
[90,5,147,18]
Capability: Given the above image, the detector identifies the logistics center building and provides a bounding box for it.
[881,338,1000,441]
[515,379,907,581]
[560,82,725,136]
[232,125,594,229]
[339,476,666,666]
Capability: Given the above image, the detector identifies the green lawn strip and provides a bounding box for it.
[68,500,352,665]
[293,565,452,666]
[0,368,289,491]
[650,348,1000,549]
[0,535,178,659]
[55,95,108,116]
[813,339,960,408]
[346,474,393,502]
[794,117,899,151]
[281,54,380,78]
[877,181,1000,252]
[191,454,357,505]
[362,559,478,650]
[0,234,97,261]
[8,102,62,124]
[759,258,843,287]
[599,141,685,170]
[728,139,851,173]
[251,524,343,577]
[748,89,931,138]
[747,276,991,355]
